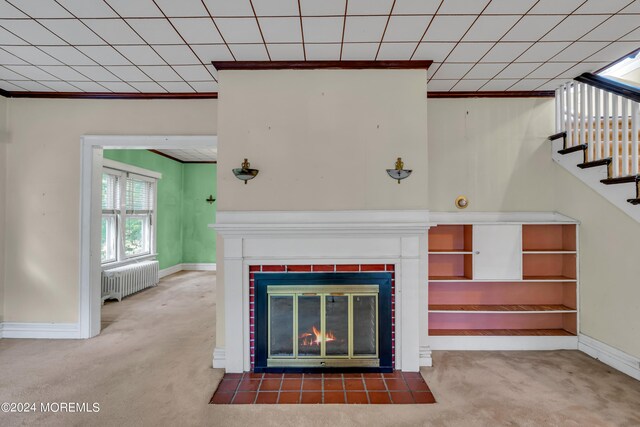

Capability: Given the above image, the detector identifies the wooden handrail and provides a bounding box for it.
[574,73,640,103]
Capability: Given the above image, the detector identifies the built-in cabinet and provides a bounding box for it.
[427,216,578,349]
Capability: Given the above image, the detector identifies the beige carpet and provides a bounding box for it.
[0,271,639,426]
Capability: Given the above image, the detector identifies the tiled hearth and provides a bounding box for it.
[209,372,435,405]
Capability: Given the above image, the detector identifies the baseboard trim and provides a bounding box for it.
[579,334,640,381]
[159,263,217,278]
[213,347,226,369]
[0,322,81,339]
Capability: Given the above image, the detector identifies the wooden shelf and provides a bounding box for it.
[523,250,576,254]
[429,304,576,313]
[522,224,576,252]
[428,329,575,336]
[522,275,576,282]
[428,251,474,254]
[428,225,472,252]
[428,275,473,281]
[429,278,576,283]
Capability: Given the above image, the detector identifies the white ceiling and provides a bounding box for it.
[155,148,217,162]
[0,0,638,94]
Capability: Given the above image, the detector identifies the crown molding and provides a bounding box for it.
[211,60,433,70]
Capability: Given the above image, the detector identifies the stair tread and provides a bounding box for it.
[577,158,611,169]
[627,198,640,205]
[548,131,566,141]
[601,175,640,185]
[558,144,587,155]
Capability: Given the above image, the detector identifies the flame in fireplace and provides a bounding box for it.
[299,326,336,346]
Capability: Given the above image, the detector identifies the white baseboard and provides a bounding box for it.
[159,263,217,278]
[0,322,81,339]
[212,347,225,369]
[579,334,640,381]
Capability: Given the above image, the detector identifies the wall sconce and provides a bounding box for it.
[386,157,412,184]
[232,158,259,184]
[206,195,216,204]
[455,195,469,209]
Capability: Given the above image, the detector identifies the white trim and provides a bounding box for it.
[429,335,579,351]
[79,135,217,339]
[213,347,226,369]
[579,334,640,381]
[159,263,217,278]
[103,158,162,180]
[0,323,81,339]
[159,264,183,279]
[429,211,578,224]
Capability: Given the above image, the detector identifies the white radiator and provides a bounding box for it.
[101,260,159,302]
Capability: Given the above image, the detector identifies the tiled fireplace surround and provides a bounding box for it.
[212,210,431,373]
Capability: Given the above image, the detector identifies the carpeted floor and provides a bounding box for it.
[0,271,639,426]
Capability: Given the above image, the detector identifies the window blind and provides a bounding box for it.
[125,176,154,215]
[102,173,120,214]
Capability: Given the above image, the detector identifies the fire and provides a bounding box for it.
[299,326,336,347]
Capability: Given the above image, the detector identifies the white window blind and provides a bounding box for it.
[102,172,121,214]
[125,175,154,215]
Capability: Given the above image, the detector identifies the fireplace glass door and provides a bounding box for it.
[267,285,379,368]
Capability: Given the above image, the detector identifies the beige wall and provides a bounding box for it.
[0,96,6,322]
[620,67,640,84]
[3,98,217,323]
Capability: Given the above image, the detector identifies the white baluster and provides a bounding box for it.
[580,84,587,149]
[595,88,602,160]
[603,91,610,161]
[573,82,579,148]
[587,85,594,161]
[612,95,620,178]
[622,98,629,176]
[556,88,562,133]
[566,83,573,147]
[632,101,639,176]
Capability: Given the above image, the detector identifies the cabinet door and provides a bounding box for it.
[473,224,522,280]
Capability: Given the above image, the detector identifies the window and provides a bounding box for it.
[101,165,157,265]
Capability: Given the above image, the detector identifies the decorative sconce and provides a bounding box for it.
[232,158,259,184]
[455,195,469,209]
[206,195,216,204]
[386,157,412,184]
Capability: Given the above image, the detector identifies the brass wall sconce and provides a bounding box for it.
[206,195,216,204]
[386,157,412,184]
[455,195,469,209]
[232,158,259,184]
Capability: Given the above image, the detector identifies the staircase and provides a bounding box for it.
[550,72,640,222]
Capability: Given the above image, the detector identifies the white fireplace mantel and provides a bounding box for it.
[210,210,431,373]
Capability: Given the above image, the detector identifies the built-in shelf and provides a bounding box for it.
[523,250,577,254]
[428,304,576,313]
[428,329,575,336]
[429,278,577,283]
[521,275,576,282]
[428,251,474,254]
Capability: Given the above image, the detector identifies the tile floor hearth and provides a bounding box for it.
[209,372,435,405]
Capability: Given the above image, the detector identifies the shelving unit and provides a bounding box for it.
[427,217,579,350]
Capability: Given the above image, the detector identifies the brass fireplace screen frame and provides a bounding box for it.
[267,285,379,368]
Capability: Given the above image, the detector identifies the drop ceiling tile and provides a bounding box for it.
[392,0,440,15]
[154,0,208,17]
[202,0,253,17]
[0,81,29,91]
[251,0,299,16]
[495,62,539,79]
[0,20,65,45]
[115,45,166,65]
[38,65,90,81]
[76,46,130,65]
[557,62,609,78]
[463,15,521,42]
[423,16,476,42]
[343,16,388,42]
[299,0,345,16]
[502,15,565,42]
[7,80,54,91]
[427,79,458,91]
[2,46,62,64]
[127,19,183,44]
[554,41,609,62]
[173,64,212,80]
[465,63,508,79]
[105,66,151,81]
[447,42,493,62]
[347,0,394,15]
[581,15,640,41]
[267,43,304,60]
[621,27,640,41]
[528,0,583,14]
[98,81,138,92]
[157,81,194,92]
[73,65,120,81]
[4,65,58,80]
[537,79,569,90]
[215,18,263,43]
[259,17,302,43]
[480,78,519,91]
[170,18,223,44]
[44,81,83,91]
[383,15,431,42]
[0,48,27,64]
[438,0,490,14]
[482,42,531,62]
[0,26,28,44]
[153,45,200,65]
[56,0,118,18]
[515,42,571,62]
[432,63,474,79]
[189,81,219,92]
[302,17,344,43]
[412,42,456,61]
[483,0,537,14]
[427,62,440,78]
[304,43,341,60]
[191,44,234,62]
[0,65,28,80]
[0,1,27,18]
[542,15,610,42]
[8,0,73,18]
[40,46,96,65]
[83,19,145,44]
[68,81,108,91]
[104,0,162,17]
[340,43,378,60]
[228,44,269,60]
[129,81,167,92]
[376,42,416,60]
[139,65,182,81]
[39,19,106,45]
[575,0,632,14]
[452,79,489,91]
[621,1,640,13]
[526,62,574,79]
[587,41,640,62]
[508,79,549,91]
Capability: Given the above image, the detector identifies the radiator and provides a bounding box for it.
[101,260,159,302]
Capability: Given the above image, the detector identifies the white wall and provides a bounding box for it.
[0,96,7,322]
[3,98,217,323]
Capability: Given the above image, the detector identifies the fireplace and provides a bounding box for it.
[254,273,393,373]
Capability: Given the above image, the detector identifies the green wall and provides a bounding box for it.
[103,149,216,270]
